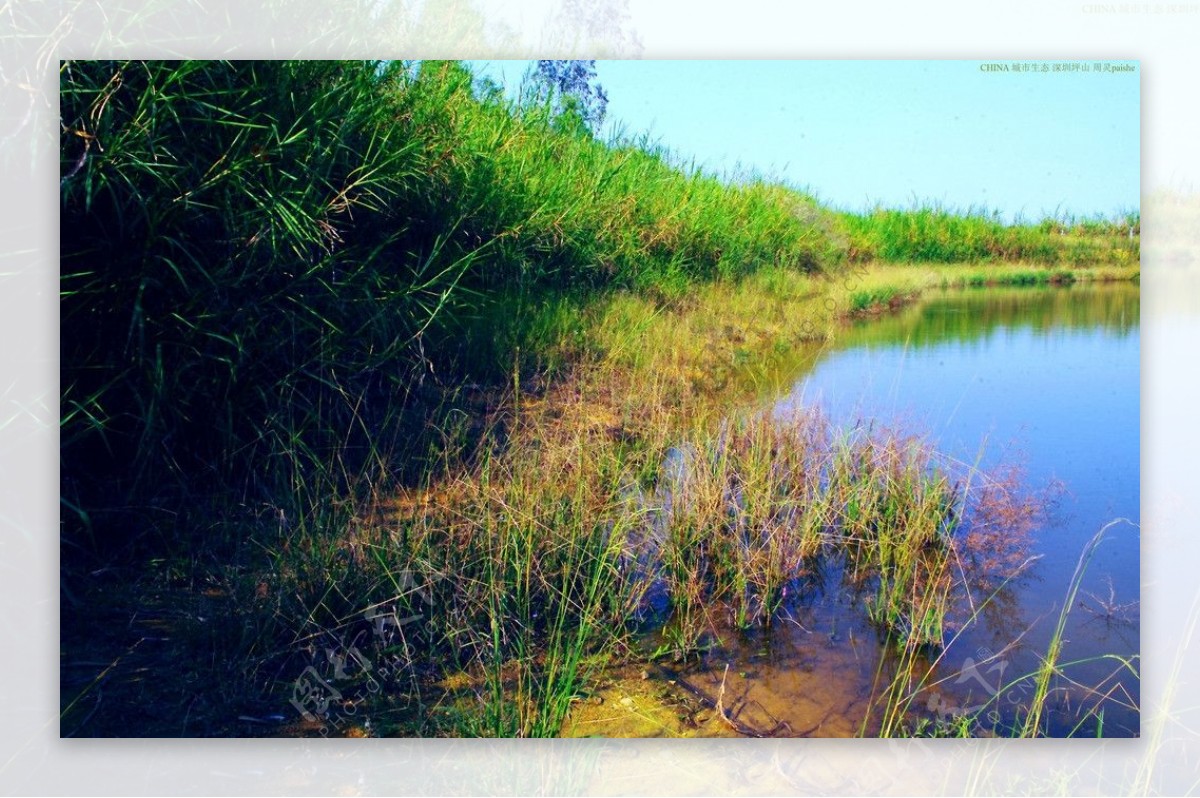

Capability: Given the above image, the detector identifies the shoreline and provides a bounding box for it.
[65,262,1139,739]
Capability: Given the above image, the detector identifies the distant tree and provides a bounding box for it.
[528,59,608,136]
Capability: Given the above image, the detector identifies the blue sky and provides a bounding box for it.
[469,60,1140,223]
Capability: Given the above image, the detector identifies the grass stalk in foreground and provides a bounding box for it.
[868,517,1140,738]
[1019,518,1138,737]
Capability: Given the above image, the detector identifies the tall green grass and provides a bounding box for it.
[59,59,838,561]
[59,60,1138,564]
[842,204,1139,266]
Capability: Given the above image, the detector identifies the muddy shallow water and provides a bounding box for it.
[579,282,1140,738]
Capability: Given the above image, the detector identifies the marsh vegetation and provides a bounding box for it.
[60,60,1139,738]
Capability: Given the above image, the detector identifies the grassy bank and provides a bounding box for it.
[841,205,1139,266]
[60,257,1121,738]
[59,59,838,553]
[60,60,1139,738]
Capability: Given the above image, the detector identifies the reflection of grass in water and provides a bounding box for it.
[1019,519,1139,737]
[1079,574,1139,626]
[61,256,1134,736]
[241,388,1048,737]
[870,518,1140,738]
[844,275,1141,353]
[626,410,1050,668]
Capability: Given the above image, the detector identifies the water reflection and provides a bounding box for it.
[680,282,1141,737]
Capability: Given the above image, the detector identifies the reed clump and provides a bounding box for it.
[216,371,1043,736]
[628,412,1035,658]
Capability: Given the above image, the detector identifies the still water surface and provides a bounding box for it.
[675,282,1140,737]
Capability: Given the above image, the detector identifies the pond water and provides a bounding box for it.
[663,282,1140,737]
